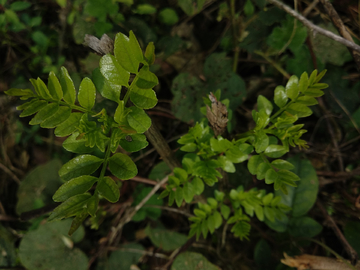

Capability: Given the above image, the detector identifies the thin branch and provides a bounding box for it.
[0,162,21,184]
[266,0,360,53]
[108,176,169,245]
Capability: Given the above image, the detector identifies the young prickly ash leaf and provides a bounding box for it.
[97,176,120,203]
[135,65,159,89]
[264,145,287,158]
[5,88,35,98]
[257,95,273,116]
[221,204,230,219]
[254,130,269,153]
[92,68,120,103]
[285,75,299,100]
[40,106,72,128]
[19,100,48,117]
[59,66,76,105]
[213,210,223,229]
[114,31,143,73]
[248,155,263,175]
[271,159,294,170]
[127,106,152,133]
[298,72,309,93]
[274,85,288,108]
[29,103,59,125]
[192,177,204,195]
[183,181,195,203]
[119,133,148,152]
[144,42,155,65]
[130,85,158,109]
[48,194,92,222]
[78,77,96,110]
[48,71,63,101]
[62,132,94,154]
[100,54,130,90]
[59,154,103,181]
[54,112,83,137]
[296,96,318,106]
[31,78,52,99]
[68,210,89,236]
[53,175,98,202]
[286,103,313,118]
[175,187,184,207]
[257,162,271,180]
[108,153,138,180]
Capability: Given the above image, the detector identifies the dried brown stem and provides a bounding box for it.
[319,0,360,71]
[266,0,360,53]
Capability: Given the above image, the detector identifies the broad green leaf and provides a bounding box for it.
[264,206,275,222]
[92,68,120,102]
[214,190,224,202]
[298,72,309,93]
[130,86,157,109]
[59,154,103,181]
[48,71,63,100]
[256,162,271,180]
[254,205,264,221]
[18,220,87,270]
[53,176,98,202]
[29,103,59,125]
[127,106,151,133]
[100,54,129,90]
[144,42,155,65]
[221,204,230,219]
[114,31,142,73]
[257,95,273,116]
[40,106,71,128]
[274,85,287,108]
[48,194,91,221]
[218,155,235,173]
[108,153,137,180]
[207,214,215,233]
[171,252,219,270]
[264,145,287,158]
[288,216,322,237]
[135,66,159,89]
[59,66,76,105]
[174,167,187,182]
[207,198,218,209]
[210,137,232,153]
[192,177,204,195]
[286,103,313,118]
[62,132,94,154]
[78,77,96,110]
[276,156,319,217]
[119,133,148,152]
[55,112,82,137]
[285,75,299,100]
[10,1,31,11]
[145,226,187,252]
[213,211,222,228]
[19,100,47,117]
[225,143,252,163]
[248,155,263,175]
[180,143,197,152]
[344,221,360,255]
[97,176,120,203]
[183,181,195,203]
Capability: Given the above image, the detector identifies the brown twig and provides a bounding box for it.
[266,0,360,53]
[319,0,360,71]
[316,200,358,264]
[0,162,21,184]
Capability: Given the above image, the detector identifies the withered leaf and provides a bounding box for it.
[206,92,228,136]
[83,34,114,56]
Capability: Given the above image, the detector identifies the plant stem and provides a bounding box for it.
[254,50,290,79]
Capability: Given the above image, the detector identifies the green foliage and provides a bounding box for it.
[6,31,158,235]
[171,252,219,270]
[144,225,188,251]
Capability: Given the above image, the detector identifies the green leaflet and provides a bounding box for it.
[108,153,137,180]
[96,176,120,203]
[59,154,103,181]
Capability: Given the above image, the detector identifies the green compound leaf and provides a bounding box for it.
[40,106,71,128]
[48,194,92,222]
[19,100,48,117]
[100,54,129,90]
[192,160,221,186]
[135,66,159,89]
[119,134,149,152]
[92,68,120,103]
[59,66,76,105]
[285,75,299,100]
[30,78,52,99]
[114,31,143,73]
[97,176,120,203]
[55,112,83,137]
[130,86,158,109]
[127,106,152,133]
[286,103,313,118]
[53,175,98,202]
[210,137,233,153]
[78,77,96,110]
[257,95,273,116]
[62,132,94,154]
[264,145,287,158]
[108,153,138,180]
[274,85,288,108]
[48,71,63,101]
[59,154,103,181]
[29,103,59,125]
